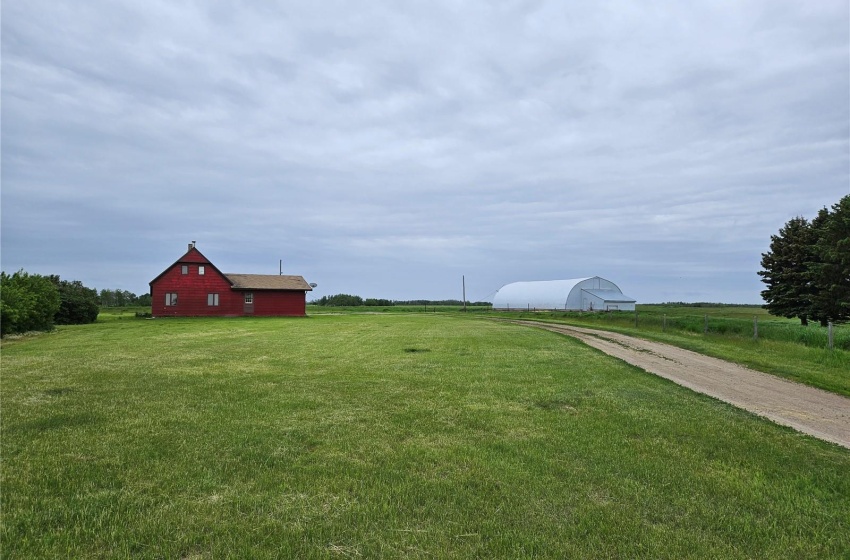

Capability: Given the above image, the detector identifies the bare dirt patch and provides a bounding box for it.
[513,321,850,449]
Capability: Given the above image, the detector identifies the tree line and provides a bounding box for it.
[0,271,151,336]
[759,194,849,325]
[99,289,151,307]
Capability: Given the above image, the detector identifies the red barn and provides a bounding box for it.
[149,243,312,317]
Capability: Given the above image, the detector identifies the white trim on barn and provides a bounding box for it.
[492,276,636,311]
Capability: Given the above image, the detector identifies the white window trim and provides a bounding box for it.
[244,292,253,304]
[207,293,219,306]
[199,266,205,275]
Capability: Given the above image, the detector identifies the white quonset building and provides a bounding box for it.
[493,276,636,311]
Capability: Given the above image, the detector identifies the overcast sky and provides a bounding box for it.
[2,1,848,303]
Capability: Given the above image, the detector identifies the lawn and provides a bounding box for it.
[2,314,849,558]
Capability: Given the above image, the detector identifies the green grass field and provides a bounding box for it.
[491,305,850,397]
[3,314,849,558]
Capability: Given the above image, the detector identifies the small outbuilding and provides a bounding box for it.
[149,242,313,317]
[492,276,636,311]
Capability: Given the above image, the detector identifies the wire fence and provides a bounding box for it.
[489,309,848,351]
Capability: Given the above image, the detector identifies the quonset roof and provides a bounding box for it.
[492,276,635,310]
[493,278,591,310]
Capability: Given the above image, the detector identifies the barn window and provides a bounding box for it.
[207,293,219,306]
[244,293,253,304]
[198,266,205,275]
[181,265,188,275]
[165,293,178,306]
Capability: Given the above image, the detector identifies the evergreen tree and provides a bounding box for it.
[758,216,815,325]
[809,195,850,325]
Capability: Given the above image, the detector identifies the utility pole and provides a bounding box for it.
[462,275,467,312]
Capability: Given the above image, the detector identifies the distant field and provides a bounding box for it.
[3,315,848,558]
[306,304,493,314]
[97,306,152,320]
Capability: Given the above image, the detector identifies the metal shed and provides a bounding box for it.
[492,276,636,311]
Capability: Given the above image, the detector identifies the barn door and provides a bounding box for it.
[243,292,254,315]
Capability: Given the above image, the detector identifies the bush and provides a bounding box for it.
[0,270,61,336]
[51,277,100,325]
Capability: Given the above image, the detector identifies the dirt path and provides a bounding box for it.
[513,321,850,449]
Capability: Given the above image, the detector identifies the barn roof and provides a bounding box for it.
[224,274,312,291]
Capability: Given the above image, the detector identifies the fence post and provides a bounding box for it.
[635,310,638,328]
[753,316,758,341]
[828,322,834,350]
[663,314,666,332]
[704,315,708,334]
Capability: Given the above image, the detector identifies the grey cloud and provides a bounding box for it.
[2,0,847,302]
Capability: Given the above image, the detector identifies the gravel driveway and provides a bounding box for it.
[514,320,850,449]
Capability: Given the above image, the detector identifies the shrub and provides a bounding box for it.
[0,270,61,336]
[51,277,100,325]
